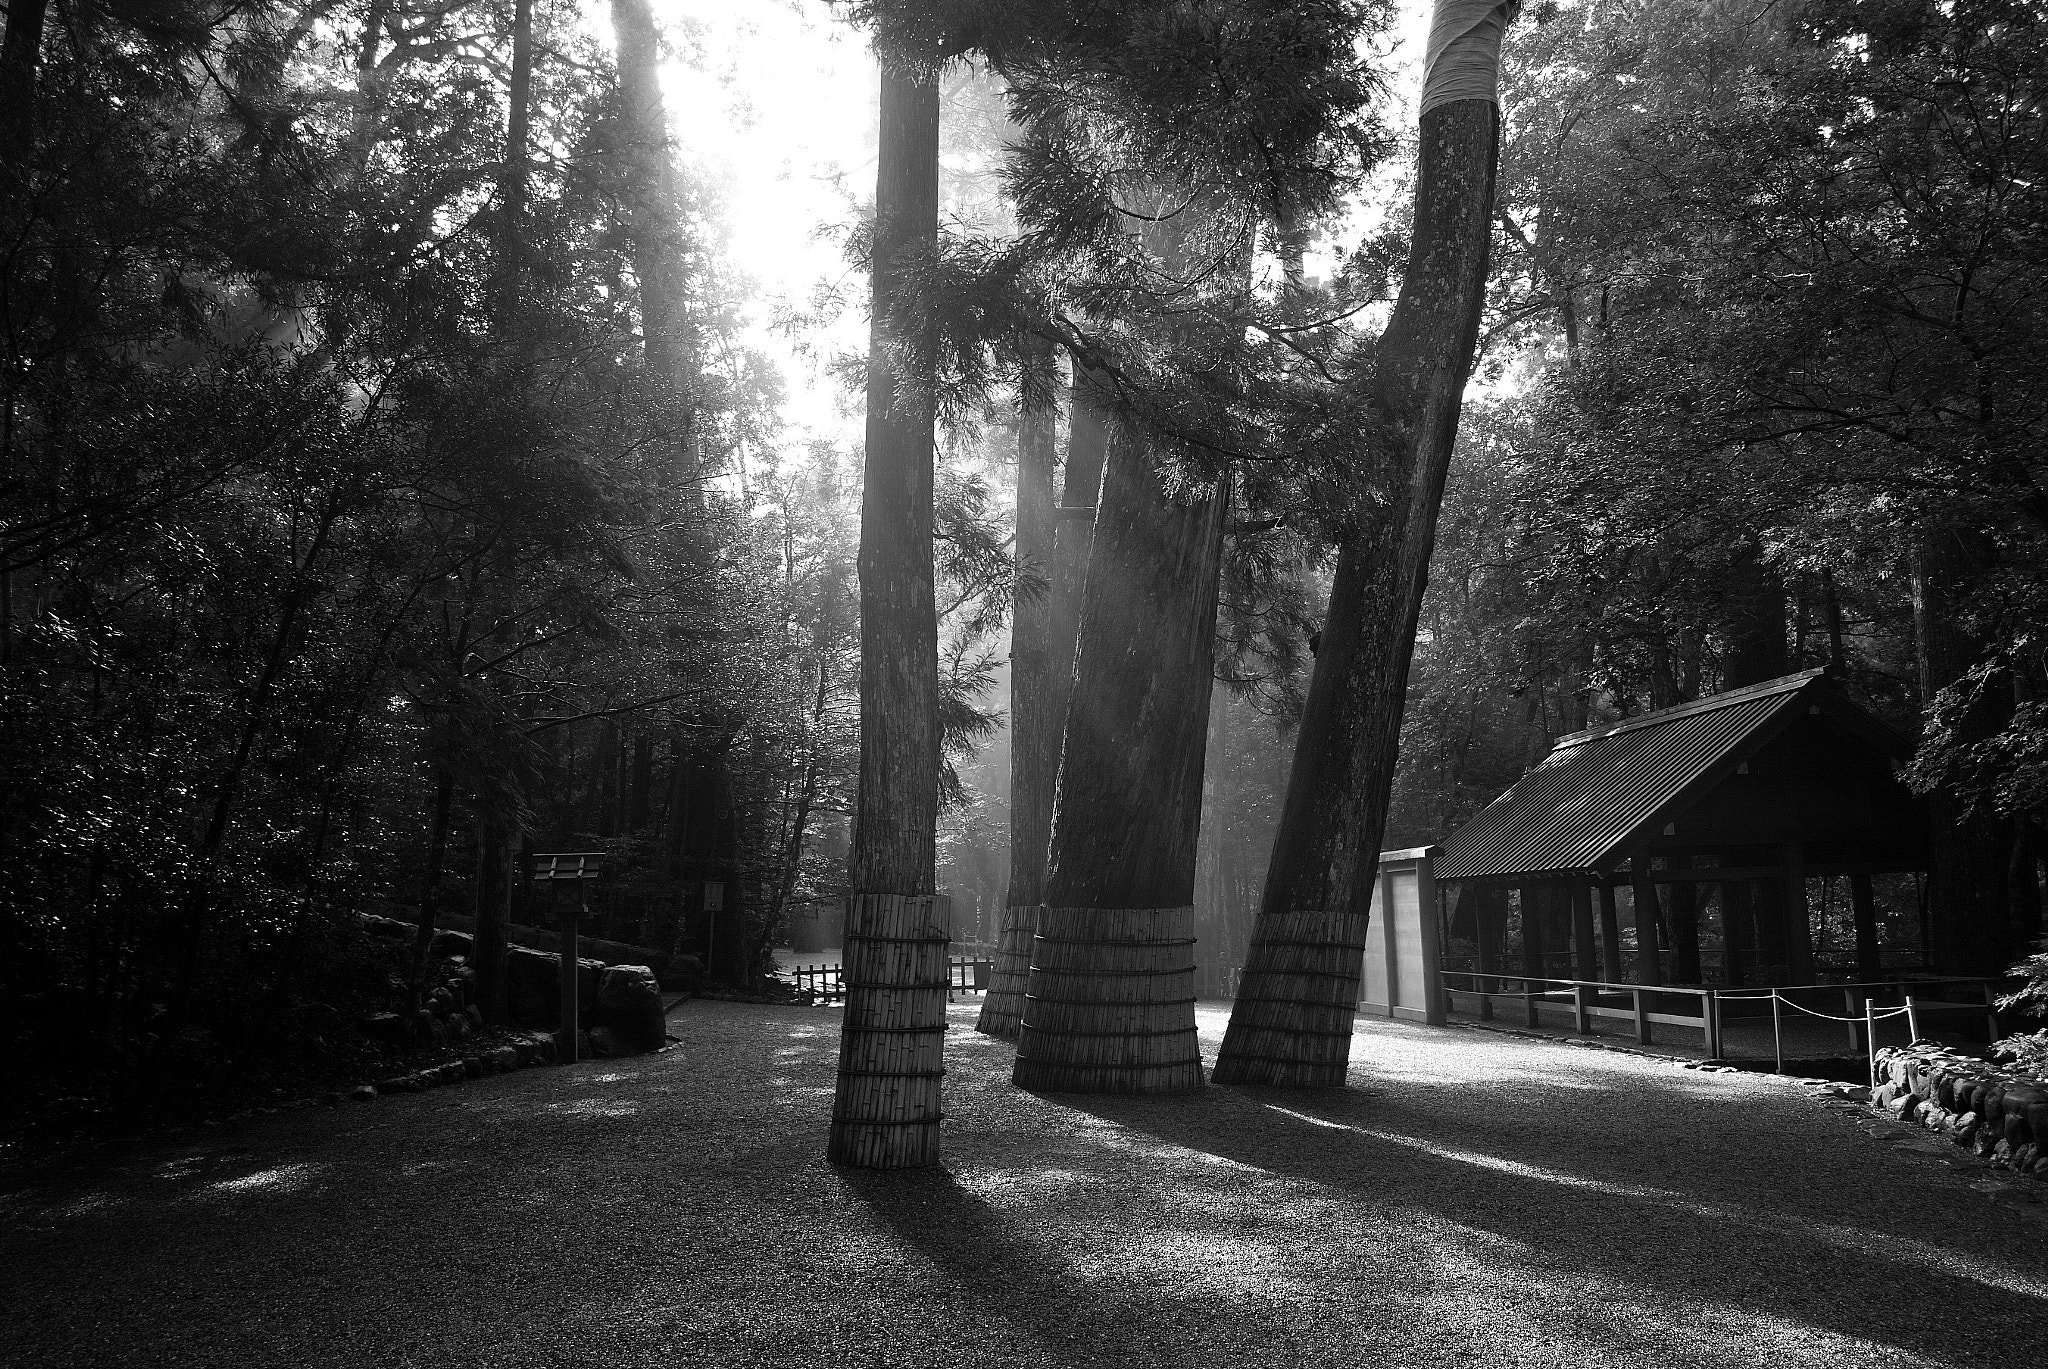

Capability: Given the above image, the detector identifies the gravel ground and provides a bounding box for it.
[4,999,2046,1368]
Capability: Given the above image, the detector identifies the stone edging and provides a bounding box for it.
[1867,1042,2048,1181]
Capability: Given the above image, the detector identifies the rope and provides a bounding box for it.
[1724,989,1914,1024]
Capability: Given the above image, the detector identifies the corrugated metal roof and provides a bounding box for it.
[1435,670,1827,881]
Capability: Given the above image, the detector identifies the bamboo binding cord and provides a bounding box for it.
[1212,908,1369,1087]
[974,903,1039,1040]
[827,892,951,1168]
[1012,905,1205,1093]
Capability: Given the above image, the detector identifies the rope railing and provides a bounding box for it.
[1439,970,2003,1070]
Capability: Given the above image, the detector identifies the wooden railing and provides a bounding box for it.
[1440,970,2004,1059]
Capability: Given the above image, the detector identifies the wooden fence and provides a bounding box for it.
[1440,970,2004,1059]
[791,957,991,1003]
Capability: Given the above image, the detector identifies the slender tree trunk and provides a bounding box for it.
[410,769,457,981]
[829,49,947,1168]
[628,734,653,831]
[1850,871,1881,978]
[1214,17,1505,1086]
[474,820,513,1025]
[499,0,532,314]
[1912,526,2013,975]
[611,0,696,451]
[1,0,48,168]
[976,343,1060,1038]
[1720,541,1788,689]
[1010,420,1229,1094]
[1821,567,1848,672]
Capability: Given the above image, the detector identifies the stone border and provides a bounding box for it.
[1868,1042,2048,1181]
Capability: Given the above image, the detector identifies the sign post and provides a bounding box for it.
[531,853,605,1064]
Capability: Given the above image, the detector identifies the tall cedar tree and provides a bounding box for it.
[977,369,1109,1038]
[974,343,1058,1038]
[829,41,951,1169]
[1215,0,1512,1087]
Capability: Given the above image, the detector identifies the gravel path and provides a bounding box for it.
[4,999,2046,1368]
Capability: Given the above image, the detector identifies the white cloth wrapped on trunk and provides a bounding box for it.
[1420,0,1518,115]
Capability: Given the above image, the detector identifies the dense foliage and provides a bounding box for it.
[1384,0,2045,978]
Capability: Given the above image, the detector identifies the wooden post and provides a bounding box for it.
[1570,878,1598,983]
[559,907,580,1064]
[1598,881,1623,984]
[1985,981,2002,1043]
[1703,988,1722,1057]
[1905,994,1920,1043]
[1844,988,1864,1054]
[1632,987,1651,1045]
[1850,872,1881,978]
[1782,842,1814,984]
[1668,857,1701,981]
[1721,878,1751,987]
[1475,884,1505,977]
[1572,982,1590,1034]
[1770,990,1784,1073]
[1630,860,1664,984]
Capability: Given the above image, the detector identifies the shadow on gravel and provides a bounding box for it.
[1041,1082,2046,1366]
[837,1164,1216,1366]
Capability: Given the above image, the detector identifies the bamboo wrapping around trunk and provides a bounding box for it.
[1012,905,1205,1093]
[1212,908,1368,1087]
[974,902,1039,1040]
[828,892,950,1168]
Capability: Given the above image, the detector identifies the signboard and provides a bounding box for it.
[531,853,605,882]
[702,881,725,913]
[530,853,604,927]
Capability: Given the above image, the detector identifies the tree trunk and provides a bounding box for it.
[1668,861,1702,982]
[611,0,697,461]
[1214,44,1504,1087]
[1,0,49,163]
[1850,871,1881,978]
[1720,541,1787,689]
[1009,415,1228,1094]
[1912,526,2014,975]
[498,0,532,313]
[975,343,1059,1039]
[829,49,946,1168]
[473,819,513,1025]
[409,768,457,982]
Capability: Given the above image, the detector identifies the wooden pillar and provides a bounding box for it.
[1474,885,1504,976]
[1517,882,1546,984]
[1782,842,1814,983]
[1630,861,1665,984]
[1570,879,1598,982]
[1752,874,1788,976]
[1720,880,1751,987]
[1851,872,1881,979]
[1669,857,1702,982]
[1598,881,1623,983]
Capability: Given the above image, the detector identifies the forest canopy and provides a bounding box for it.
[2,0,2043,1130]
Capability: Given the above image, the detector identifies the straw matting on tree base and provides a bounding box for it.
[1212,907,1367,1088]
[973,903,1039,1041]
[1012,905,1205,1094]
[828,891,951,1168]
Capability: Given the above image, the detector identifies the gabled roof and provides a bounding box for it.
[1434,669,1912,881]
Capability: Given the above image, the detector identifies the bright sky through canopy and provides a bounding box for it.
[652,0,1438,461]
